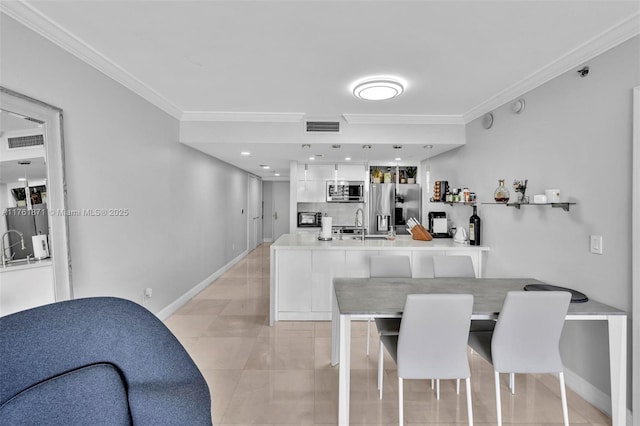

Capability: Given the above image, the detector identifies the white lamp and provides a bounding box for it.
[352,76,405,101]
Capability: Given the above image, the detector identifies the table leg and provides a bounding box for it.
[331,291,340,366]
[607,315,627,426]
[338,314,351,426]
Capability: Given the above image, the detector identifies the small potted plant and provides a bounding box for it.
[405,167,417,184]
[513,179,528,203]
[371,167,382,183]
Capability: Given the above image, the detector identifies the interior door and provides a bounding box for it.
[248,174,262,251]
[272,181,290,242]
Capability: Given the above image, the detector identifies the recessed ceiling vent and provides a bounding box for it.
[8,134,44,149]
[306,121,340,133]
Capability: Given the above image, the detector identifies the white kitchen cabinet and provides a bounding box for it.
[336,164,366,181]
[297,164,334,181]
[297,163,365,181]
[270,234,490,323]
[297,180,326,202]
[277,250,312,312]
[311,250,346,312]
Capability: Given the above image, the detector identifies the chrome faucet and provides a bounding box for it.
[1,229,26,266]
[355,208,365,241]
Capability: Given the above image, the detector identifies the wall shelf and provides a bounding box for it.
[481,202,576,212]
[430,201,477,207]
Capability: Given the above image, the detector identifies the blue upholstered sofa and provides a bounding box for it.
[0,297,212,425]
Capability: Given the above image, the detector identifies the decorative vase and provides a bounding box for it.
[493,179,510,203]
[407,178,415,184]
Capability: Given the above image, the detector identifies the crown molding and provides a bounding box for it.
[181,111,305,123]
[342,114,465,125]
[0,1,183,119]
[464,11,640,123]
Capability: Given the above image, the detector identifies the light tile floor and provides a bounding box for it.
[164,243,612,425]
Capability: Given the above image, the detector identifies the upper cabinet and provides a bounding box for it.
[297,163,366,182]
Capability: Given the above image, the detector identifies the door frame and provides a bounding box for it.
[247,174,262,251]
[632,85,639,425]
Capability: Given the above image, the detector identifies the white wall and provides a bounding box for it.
[426,36,639,415]
[1,14,250,313]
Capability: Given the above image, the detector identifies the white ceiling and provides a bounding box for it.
[3,1,639,179]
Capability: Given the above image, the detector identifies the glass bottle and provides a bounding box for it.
[469,205,481,246]
[493,179,510,203]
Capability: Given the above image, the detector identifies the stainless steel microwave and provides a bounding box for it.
[326,181,364,203]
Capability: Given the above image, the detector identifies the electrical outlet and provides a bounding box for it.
[590,235,603,255]
[143,287,153,305]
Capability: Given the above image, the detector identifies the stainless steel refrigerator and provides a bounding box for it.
[395,184,421,235]
[4,204,49,260]
[369,183,395,235]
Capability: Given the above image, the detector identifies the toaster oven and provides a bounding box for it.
[297,212,322,227]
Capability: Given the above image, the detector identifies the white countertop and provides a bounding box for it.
[0,258,53,273]
[272,233,490,251]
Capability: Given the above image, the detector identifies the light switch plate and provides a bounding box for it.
[590,235,603,254]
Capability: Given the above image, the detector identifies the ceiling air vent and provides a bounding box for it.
[306,121,340,133]
[8,134,44,149]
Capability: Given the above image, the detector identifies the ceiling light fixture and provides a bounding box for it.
[395,157,402,161]
[424,145,433,149]
[240,151,251,156]
[345,157,351,161]
[352,76,406,101]
[260,165,270,169]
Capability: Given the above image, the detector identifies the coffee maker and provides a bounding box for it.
[428,211,449,238]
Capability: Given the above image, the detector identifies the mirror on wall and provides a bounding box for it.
[0,87,72,310]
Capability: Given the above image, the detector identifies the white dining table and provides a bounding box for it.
[331,277,627,426]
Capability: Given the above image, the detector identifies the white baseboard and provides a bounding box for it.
[263,238,274,243]
[155,250,249,321]
[564,367,633,425]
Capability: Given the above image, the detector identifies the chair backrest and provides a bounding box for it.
[491,291,571,374]
[397,294,473,380]
[432,255,476,278]
[0,297,212,425]
[369,255,412,278]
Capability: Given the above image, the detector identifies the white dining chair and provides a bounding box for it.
[368,255,411,400]
[380,294,474,426]
[432,255,476,278]
[467,291,571,426]
[432,255,493,394]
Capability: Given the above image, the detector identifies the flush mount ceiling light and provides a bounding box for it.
[352,76,406,101]
[240,151,251,156]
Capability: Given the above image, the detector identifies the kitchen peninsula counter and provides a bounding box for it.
[1,258,55,316]
[270,234,489,324]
